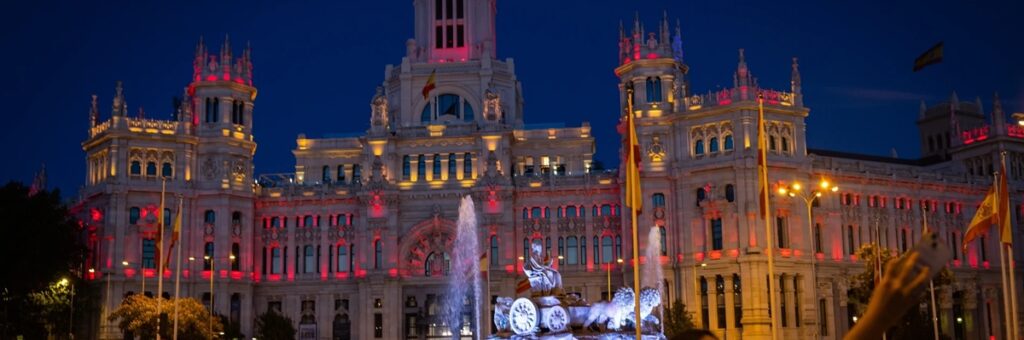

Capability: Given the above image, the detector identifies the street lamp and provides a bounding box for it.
[196,253,237,337]
[778,178,838,337]
[58,277,74,339]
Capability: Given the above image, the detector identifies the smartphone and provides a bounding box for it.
[904,231,953,283]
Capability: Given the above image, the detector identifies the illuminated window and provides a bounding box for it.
[304,245,315,273]
[566,237,578,265]
[724,135,734,150]
[710,218,723,250]
[130,161,141,175]
[129,207,141,224]
[336,244,348,272]
[601,236,613,264]
[142,238,156,269]
[231,243,240,271]
[161,162,172,178]
[402,156,411,180]
[448,153,457,179]
[463,153,472,177]
[145,162,157,176]
[271,247,282,274]
[709,137,719,153]
[417,155,426,181]
[695,140,705,155]
[432,154,441,179]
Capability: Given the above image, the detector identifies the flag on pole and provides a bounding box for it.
[913,42,943,72]
[164,199,183,266]
[623,91,643,214]
[479,252,489,278]
[997,163,1012,245]
[964,186,997,250]
[515,277,531,295]
[422,70,437,99]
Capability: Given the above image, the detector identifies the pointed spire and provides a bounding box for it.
[919,100,927,119]
[950,91,960,106]
[790,57,803,106]
[671,18,684,62]
[993,92,1006,133]
[633,11,641,37]
[974,96,984,114]
[137,106,146,119]
[734,48,751,88]
[660,10,670,45]
[112,81,126,116]
[89,94,99,127]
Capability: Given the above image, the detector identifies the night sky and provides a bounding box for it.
[2,0,1022,197]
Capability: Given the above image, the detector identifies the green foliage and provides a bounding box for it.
[219,314,246,340]
[0,182,86,338]
[849,243,954,338]
[255,310,297,340]
[108,295,222,339]
[662,298,697,338]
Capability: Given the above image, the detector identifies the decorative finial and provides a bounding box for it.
[791,57,801,87]
[112,81,126,116]
[137,106,145,119]
[89,94,98,127]
[992,92,1006,133]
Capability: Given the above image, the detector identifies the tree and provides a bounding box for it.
[108,295,223,339]
[0,182,85,338]
[255,310,297,340]
[219,314,246,340]
[662,298,697,338]
[848,243,953,339]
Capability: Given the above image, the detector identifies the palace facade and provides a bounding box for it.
[77,1,1023,339]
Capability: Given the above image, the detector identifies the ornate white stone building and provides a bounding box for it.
[77,1,1023,339]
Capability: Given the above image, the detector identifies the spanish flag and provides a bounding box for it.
[623,91,643,214]
[757,94,770,217]
[422,70,437,99]
[164,198,183,266]
[479,252,488,277]
[913,42,943,72]
[963,162,1012,249]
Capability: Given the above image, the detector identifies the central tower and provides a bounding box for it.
[412,0,497,62]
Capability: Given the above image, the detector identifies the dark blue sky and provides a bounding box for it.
[2,0,1022,197]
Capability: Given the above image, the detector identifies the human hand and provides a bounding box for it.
[844,252,932,340]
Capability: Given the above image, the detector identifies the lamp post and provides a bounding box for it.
[778,179,838,338]
[195,253,236,338]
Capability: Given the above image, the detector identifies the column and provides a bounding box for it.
[783,274,796,336]
[724,274,736,339]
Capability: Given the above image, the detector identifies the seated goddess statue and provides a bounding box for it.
[523,242,563,296]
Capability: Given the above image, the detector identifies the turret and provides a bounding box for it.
[790,57,802,107]
[190,36,257,132]
[410,0,497,63]
[613,11,690,116]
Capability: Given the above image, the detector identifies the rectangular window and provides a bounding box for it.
[271,248,281,274]
[337,245,349,272]
[435,26,443,49]
[776,216,789,248]
[456,25,464,48]
[847,226,857,255]
[814,223,823,253]
[711,218,723,250]
[446,26,454,48]
[374,313,383,338]
[819,299,829,335]
[231,243,240,271]
[142,238,156,269]
[455,0,463,18]
[779,276,788,327]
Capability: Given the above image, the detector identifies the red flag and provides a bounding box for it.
[422,70,436,99]
[622,90,643,214]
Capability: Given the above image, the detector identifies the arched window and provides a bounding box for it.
[302,245,315,273]
[725,184,735,202]
[204,210,216,225]
[530,207,542,218]
[349,244,355,273]
[557,237,564,264]
[593,236,600,264]
[652,193,666,208]
[145,162,157,176]
[769,136,777,151]
[448,153,457,179]
[432,154,441,179]
[490,236,499,266]
[580,237,587,265]
[417,155,426,181]
[659,226,667,256]
[161,162,173,178]
[322,165,331,183]
[463,153,472,177]
[231,212,242,226]
[231,243,240,271]
[710,218,723,250]
[129,207,141,224]
[601,236,613,264]
[776,216,789,248]
[402,156,411,180]
[782,137,790,152]
[337,165,346,183]
[336,244,348,272]
[566,237,578,265]
[421,104,432,123]
[709,137,719,153]
[204,242,214,270]
[716,275,726,329]
[130,161,141,175]
[545,237,552,259]
[566,206,577,217]
[463,100,475,122]
[544,207,551,220]
[696,188,707,203]
[303,215,313,227]
[374,240,382,269]
[212,98,220,122]
[724,135,734,150]
[615,236,623,260]
[601,204,612,217]
[352,164,361,183]
[205,98,214,123]
[695,140,705,155]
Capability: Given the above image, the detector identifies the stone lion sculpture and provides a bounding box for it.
[582,286,662,331]
[493,297,514,333]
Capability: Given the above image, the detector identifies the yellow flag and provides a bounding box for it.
[964,187,997,250]
[623,91,643,213]
[998,164,1012,245]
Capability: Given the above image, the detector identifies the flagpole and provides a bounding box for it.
[1001,244,1012,340]
[626,87,643,340]
[1000,152,1019,340]
[172,196,183,340]
[922,211,940,340]
[759,95,779,340]
[156,178,166,340]
[873,217,886,340]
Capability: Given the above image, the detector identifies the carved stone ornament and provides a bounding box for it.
[202,157,217,180]
[648,135,665,162]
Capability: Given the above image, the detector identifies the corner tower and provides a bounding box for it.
[411,0,497,63]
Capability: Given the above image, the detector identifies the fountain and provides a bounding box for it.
[445,195,482,339]
[643,227,665,335]
[490,226,666,339]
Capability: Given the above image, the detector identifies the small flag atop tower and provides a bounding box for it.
[422,70,437,99]
[913,42,943,72]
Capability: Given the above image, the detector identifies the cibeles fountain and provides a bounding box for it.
[439,197,666,340]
